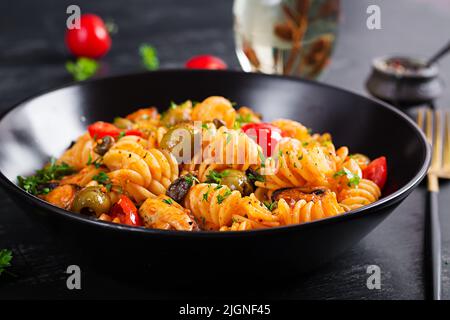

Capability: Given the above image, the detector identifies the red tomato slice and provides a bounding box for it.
[363,156,387,189]
[65,14,112,59]
[125,129,143,137]
[242,123,282,157]
[88,122,143,140]
[88,121,120,139]
[185,55,227,70]
[110,195,142,227]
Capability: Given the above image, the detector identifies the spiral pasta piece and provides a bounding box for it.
[139,195,197,231]
[103,137,179,202]
[184,183,242,230]
[191,96,236,128]
[58,133,99,170]
[257,138,335,190]
[202,126,261,171]
[272,119,311,141]
[338,179,381,211]
[275,189,344,225]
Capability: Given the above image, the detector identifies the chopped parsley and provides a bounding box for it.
[17,158,74,195]
[86,154,93,166]
[183,174,199,187]
[205,170,228,184]
[247,171,265,183]
[258,150,266,167]
[0,249,13,276]
[216,189,232,204]
[334,168,361,187]
[263,201,277,211]
[117,131,126,140]
[92,172,110,184]
[233,114,252,129]
[139,44,159,71]
[162,198,173,205]
[66,57,99,81]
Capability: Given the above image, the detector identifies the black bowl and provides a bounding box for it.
[0,70,430,278]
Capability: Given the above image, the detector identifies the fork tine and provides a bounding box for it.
[432,110,443,171]
[426,109,433,145]
[417,108,425,130]
[443,111,450,171]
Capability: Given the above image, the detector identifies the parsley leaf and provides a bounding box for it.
[66,57,99,81]
[183,174,199,187]
[334,168,361,187]
[216,189,232,204]
[139,44,159,71]
[17,159,74,196]
[162,198,173,205]
[0,249,13,276]
[247,171,265,183]
[92,172,110,185]
[205,170,229,184]
[233,114,252,129]
[263,201,277,211]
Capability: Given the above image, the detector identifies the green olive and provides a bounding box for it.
[220,169,254,196]
[160,123,197,162]
[72,186,111,217]
[113,117,134,129]
[161,101,192,127]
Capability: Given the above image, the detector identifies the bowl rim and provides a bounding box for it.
[0,69,431,238]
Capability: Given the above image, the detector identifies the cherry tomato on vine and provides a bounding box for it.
[65,14,112,59]
[241,123,283,157]
[110,195,142,227]
[363,156,387,189]
[185,55,227,70]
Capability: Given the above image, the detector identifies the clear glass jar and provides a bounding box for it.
[233,0,340,79]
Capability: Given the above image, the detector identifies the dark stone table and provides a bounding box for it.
[0,0,449,299]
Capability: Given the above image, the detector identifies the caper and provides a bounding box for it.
[94,136,115,155]
[160,123,197,162]
[220,169,254,196]
[113,117,134,129]
[72,186,111,217]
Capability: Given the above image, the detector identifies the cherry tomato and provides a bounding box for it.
[242,123,282,157]
[363,156,387,189]
[185,55,227,70]
[65,14,112,59]
[88,121,120,139]
[124,129,143,137]
[110,195,142,227]
[88,121,142,139]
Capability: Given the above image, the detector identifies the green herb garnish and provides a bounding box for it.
[17,158,74,195]
[334,168,361,187]
[92,172,110,185]
[233,114,252,129]
[216,189,232,204]
[0,249,12,276]
[66,57,99,81]
[205,170,228,184]
[139,44,159,71]
[162,198,173,205]
[263,201,277,211]
[183,174,199,187]
[247,171,265,183]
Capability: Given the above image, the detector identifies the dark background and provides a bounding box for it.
[0,0,449,299]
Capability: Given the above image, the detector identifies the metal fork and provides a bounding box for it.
[417,108,450,300]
